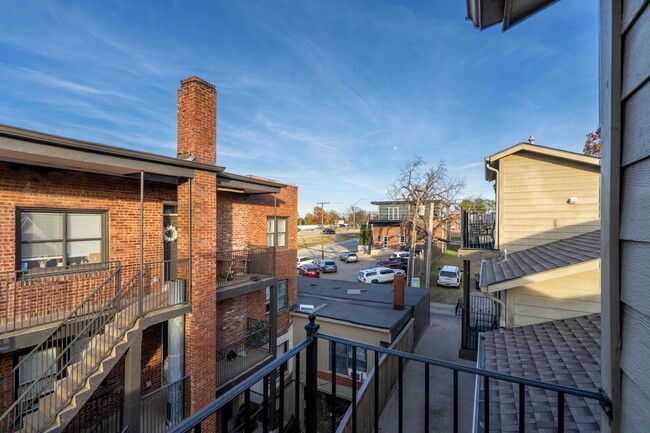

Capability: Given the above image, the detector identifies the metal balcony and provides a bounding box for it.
[461,210,496,250]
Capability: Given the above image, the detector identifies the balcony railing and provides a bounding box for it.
[460,293,500,352]
[168,315,612,433]
[216,247,274,289]
[216,321,272,387]
[141,375,191,433]
[0,259,190,335]
[461,210,496,250]
[0,262,121,334]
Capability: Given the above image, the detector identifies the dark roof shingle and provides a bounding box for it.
[482,231,600,287]
[483,314,601,433]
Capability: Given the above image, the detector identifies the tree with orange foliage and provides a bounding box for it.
[583,127,601,157]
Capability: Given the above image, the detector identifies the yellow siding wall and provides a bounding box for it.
[498,152,600,252]
[506,268,601,328]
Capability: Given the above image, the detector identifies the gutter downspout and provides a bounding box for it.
[139,171,144,318]
[485,160,499,250]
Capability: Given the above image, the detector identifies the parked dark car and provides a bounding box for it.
[299,263,320,278]
[386,257,408,272]
[318,259,338,273]
[322,228,336,235]
[339,252,358,263]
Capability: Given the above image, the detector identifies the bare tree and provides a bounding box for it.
[388,157,466,284]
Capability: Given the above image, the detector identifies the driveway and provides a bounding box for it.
[378,303,476,433]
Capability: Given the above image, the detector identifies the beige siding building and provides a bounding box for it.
[486,143,601,253]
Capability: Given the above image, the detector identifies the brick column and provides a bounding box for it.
[177,76,218,430]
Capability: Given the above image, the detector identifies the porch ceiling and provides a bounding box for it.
[466,0,558,31]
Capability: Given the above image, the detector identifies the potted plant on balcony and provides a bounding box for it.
[245,319,269,348]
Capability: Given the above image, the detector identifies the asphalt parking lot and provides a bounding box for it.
[317,253,377,282]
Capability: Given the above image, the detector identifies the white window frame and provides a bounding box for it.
[266,217,288,248]
[388,207,399,220]
[383,236,388,248]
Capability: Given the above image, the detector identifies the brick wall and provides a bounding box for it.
[215,185,298,348]
[64,356,125,432]
[141,324,163,395]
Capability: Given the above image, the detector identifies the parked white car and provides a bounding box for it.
[357,267,406,284]
[390,251,409,259]
[297,256,314,269]
[437,265,461,288]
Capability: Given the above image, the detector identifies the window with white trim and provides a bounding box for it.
[267,217,288,247]
[19,210,106,269]
[383,236,388,248]
[388,207,399,220]
[400,235,406,245]
[266,280,288,313]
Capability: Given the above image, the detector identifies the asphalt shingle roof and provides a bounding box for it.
[482,230,600,287]
[483,314,601,433]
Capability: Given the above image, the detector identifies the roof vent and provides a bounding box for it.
[528,135,536,144]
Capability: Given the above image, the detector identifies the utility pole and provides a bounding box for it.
[408,190,423,285]
[425,202,435,288]
[317,201,329,259]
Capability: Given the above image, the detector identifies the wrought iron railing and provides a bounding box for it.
[0,262,121,334]
[216,322,271,387]
[0,258,190,433]
[167,314,612,433]
[461,210,496,250]
[461,293,500,352]
[216,247,274,289]
[141,375,191,433]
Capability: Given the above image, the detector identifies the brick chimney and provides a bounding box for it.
[177,76,217,165]
[393,273,405,310]
[176,76,218,428]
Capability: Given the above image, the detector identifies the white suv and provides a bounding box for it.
[390,251,409,259]
[297,256,314,269]
[437,265,461,288]
[357,267,406,284]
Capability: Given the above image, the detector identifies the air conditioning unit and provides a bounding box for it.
[348,369,367,382]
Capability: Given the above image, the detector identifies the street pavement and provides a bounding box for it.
[378,303,476,433]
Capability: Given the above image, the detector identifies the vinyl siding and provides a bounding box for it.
[618,1,650,431]
[498,152,600,252]
[507,269,601,328]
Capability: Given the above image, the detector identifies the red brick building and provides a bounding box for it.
[368,200,449,253]
[0,76,297,432]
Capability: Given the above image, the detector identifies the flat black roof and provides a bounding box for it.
[293,277,429,338]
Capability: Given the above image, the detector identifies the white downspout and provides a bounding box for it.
[485,160,499,250]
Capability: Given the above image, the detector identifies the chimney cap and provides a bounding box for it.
[528,135,536,144]
[180,76,216,90]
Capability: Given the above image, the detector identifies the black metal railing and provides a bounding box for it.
[461,210,496,250]
[216,322,272,387]
[461,293,500,352]
[168,315,612,433]
[141,375,191,433]
[216,247,274,289]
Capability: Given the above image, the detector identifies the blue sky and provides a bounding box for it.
[0,1,598,217]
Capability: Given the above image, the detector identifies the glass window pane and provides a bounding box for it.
[67,214,101,239]
[21,212,63,241]
[21,242,62,269]
[277,233,286,247]
[267,233,274,247]
[277,218,287,232]
[267,218,274,233]
[278,281,288,310]
[67,240,102,264]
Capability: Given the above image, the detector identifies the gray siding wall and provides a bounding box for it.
[618,1,650,431]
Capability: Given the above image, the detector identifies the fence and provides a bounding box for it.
[141,375,191,433]
[461,210,496,250]
[336,320,414,433]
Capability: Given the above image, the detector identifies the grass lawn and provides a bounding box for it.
[298,232,358,249]
[424,244,481,305]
